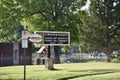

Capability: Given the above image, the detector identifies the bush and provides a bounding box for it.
[111,58,120,63]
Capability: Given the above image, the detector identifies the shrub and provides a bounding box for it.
[111,58,120,63]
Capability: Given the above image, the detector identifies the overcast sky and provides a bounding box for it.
[81,0,91,10]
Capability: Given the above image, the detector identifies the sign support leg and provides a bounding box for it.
[45,18,54,70]
[48,45,51,58]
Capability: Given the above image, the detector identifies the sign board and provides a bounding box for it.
[22,39,28,48]
[29,33,42,43]
[43,31,70,46]
[22,31,28,39]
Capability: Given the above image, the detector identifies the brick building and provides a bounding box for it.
[0,42,32,66]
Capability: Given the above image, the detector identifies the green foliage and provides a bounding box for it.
[111,58,120,63]
[0,0,26,42]
[61,46,69,53]
[90,0,120,51]
[80,0,120,56]
[111,53,120,63]
[0,0,87,44]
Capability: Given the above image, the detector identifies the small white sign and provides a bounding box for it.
[22,31,28,39]
[22,39,28,48]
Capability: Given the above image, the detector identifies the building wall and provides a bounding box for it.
[0,43,13,66]
[13,42,19,65]
[0,42,32,66]
[19,42,32,65]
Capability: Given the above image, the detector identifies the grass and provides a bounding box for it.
[0,62,120,80]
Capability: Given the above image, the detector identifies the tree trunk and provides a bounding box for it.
[106,54,111,62]
[54,46,60,64]
[105,48,112,62]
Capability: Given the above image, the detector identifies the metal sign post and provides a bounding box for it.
[22,39,28,80]
[22,31,28,80]
[23,48,26,80]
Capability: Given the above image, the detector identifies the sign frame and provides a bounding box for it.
[34,31,70,46]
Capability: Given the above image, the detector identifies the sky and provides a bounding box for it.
[81,0,91,10]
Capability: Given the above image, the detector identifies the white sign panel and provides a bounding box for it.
[22,31,28,39]
[22,39,28,48]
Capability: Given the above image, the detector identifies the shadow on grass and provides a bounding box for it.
[47,68,63,71]
[58,69,119,80]
[69,69,117,72]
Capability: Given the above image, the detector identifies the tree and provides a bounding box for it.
[0,0,88,63]
[80,0,120,62]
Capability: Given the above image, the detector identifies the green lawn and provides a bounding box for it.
[0,62,120,80]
